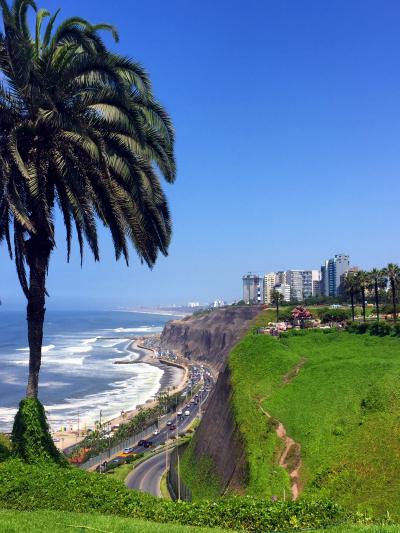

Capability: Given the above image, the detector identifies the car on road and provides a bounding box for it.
[153,429,159,436]
[184,410,190,416]
[166,420,173,426]
[143,440,153,448]
[169,424,176,431]
[122,447,136,456]
[177,410,183,416]
[112,456,125,465]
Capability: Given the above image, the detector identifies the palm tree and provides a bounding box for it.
[356,271,370,323]
[271,290,285,322]
[369,268,385,322]
[342,272,358,321]
[0,2,176,400]
[383,264,400,322]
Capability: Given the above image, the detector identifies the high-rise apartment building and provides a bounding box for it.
[263,272,276,304]
[274,283,291,302]
[320,260,329,296]
[242,273,261,304]
[286,270,303,301]
[275,271,287,285]
[312,270,321,297]
[321,254,350,296]
[301,270,321,299]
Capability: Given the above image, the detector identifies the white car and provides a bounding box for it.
[184,410,190,416]
[153,429,159,436]
[177,410,183,416]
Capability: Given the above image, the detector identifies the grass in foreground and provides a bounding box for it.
[0,458,346,532]
[228,321,400,517]
[0,509,230,532]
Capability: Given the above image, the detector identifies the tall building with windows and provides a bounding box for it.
[301,270,321,299]
[242,273,261,304]
[312,270,321,297]
[286,270,303,301]
[275,271,287,285]
[320,260,329,296]
[263,272,276,304]
[322,254,350,296]
[274,283,291,302]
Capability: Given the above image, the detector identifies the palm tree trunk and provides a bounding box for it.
[276,303,279,322]
[374,280,380,322]
[350,290,355,321]
[391,279,397,322]
[361,288,366,322]
[25,237,52,399]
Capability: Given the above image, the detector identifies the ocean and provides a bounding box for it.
[0,310,174,432]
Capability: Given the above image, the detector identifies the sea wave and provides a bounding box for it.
[16,344,55,353]
[64,346,93,354]
[112,326,162,333]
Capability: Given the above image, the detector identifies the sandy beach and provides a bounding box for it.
[54,338,188,451]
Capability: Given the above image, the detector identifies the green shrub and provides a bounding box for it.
[369,323,392,337]
[392,324,400,337]
[11,398,65,465]
[346,323,370,334]
[126,453,144,464]
[320,309,352,323]
[0,459,348,532]
[360,386,386,414]
[0,435,11,462]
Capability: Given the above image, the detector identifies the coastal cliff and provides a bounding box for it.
[180,363,248,497]
[165,305,263,498]
[160,305,262,372]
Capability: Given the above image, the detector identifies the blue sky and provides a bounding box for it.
[1,0,400,309]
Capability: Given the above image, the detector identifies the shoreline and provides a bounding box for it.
[54,338,188,451]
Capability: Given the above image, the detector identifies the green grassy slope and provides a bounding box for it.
[0,509,230,532]
[229,323,400,517]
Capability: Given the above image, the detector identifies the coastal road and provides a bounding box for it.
[126,451,166,497]
[125,384,212,496]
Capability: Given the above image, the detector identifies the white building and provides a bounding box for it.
[242,273,261,304]
[286,270,303,301]
[274,283,291,302]
[263,272,276,304]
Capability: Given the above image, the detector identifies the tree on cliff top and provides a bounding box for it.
[0,0,175,457]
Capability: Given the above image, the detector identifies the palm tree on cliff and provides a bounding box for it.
[383,264,400,322]
[356,271,370,323]
[369,268,385,322]
[271,290,284,322]
[342,272,358,322]
[0,2,175,401]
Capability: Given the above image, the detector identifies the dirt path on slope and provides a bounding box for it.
[258,358,305,500]
[283,357,305,385]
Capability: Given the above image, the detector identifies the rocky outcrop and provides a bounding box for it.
[160,305,262,373]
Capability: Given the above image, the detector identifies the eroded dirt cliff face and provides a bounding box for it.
[190,363,249,494]
[163,305,263,497]
[160,305,262,372]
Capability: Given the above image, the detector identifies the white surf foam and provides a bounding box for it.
[112,326,162,333]
[16,344,55,353]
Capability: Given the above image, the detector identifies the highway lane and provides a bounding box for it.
[125,385,212,496]
[126,450,166,496]
[88,364,212,471]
